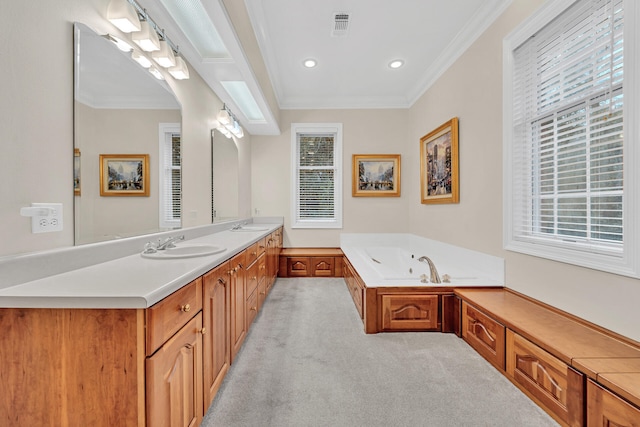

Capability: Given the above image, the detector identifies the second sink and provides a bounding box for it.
[142,244,226,259]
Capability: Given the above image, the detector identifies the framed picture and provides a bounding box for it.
[99,154,150,197]
[420,117,459,204]
[352,154,401,197]
[74,148,81,196]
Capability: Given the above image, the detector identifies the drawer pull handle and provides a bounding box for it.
[472,320,495,343]
[251,276,257,281]
[199,327,207,335]
[218,278,227,285]
[260,291,266,296]
[181,304,191,313]
[251,251,257,256]
[251,306,257,311]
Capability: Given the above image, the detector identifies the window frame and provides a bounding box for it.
[159,123,181,229]
[503,0,640,278]
[290,123,343,229]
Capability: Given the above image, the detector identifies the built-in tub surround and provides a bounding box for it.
[340,233,504,288]
[0,217,283,308]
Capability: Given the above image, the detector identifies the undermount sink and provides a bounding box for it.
[230,225,269,232]
[141,244,226,259]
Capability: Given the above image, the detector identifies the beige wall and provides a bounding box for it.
[251,109,409,247]
[0,0,245,257]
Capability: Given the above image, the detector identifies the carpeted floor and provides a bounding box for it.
[202,277,559,427]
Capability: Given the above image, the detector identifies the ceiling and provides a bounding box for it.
[145,0,512,135]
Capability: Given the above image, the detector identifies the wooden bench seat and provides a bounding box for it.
[278,248,343,278]
[454,288,640,426]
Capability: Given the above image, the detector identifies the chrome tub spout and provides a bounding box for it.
[418,256,441,284]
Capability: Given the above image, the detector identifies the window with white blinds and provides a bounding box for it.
[159,123,181,229]
[291,123,343,229]
[504,0,640,277]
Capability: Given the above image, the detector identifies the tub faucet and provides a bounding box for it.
[418,256,441,284]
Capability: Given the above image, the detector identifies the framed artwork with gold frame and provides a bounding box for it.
[352,154,401,197]
[99,154,150,197]
[420,118,459,204]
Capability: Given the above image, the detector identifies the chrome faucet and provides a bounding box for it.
[418,256,441,284]
[156,235,185,250]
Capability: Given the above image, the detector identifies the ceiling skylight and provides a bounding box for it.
[158,0,229,59]
[221,81,266,122]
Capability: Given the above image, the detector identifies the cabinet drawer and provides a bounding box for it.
[246,289,258,327]
[587,379,640,427]
[461,301,505,370]
[245,257,260,298]
[245,239,265,267]
[380,294,438,331]
[507,330,583,427]
[146,278,203,356]
[258,253,267,283]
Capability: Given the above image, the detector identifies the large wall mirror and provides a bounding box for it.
[74,22,183,244]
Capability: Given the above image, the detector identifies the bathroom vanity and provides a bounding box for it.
[0,223,283,427]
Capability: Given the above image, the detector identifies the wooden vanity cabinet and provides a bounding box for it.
[146,313,204,427]
[587,379,640,427]
[202,262,231,410]
[145,277,204,427]
[461,301,505,370]
[506,330,583,427]
[229,252,246,363]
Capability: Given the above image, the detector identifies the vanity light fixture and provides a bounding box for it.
[107,0,141,33]
[152,33,176,67]
[106,0,189,79]
[131,50,153,68]
[168,55,190,80]
[389,59,404,69]
[216,105,244,138]
[148,66,164,80]
[303,59,317,68]
[132,19,160,52]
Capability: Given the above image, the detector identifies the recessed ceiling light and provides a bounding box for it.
[303,59,317,68]
[389,59,404,69]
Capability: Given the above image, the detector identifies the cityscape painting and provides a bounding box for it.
[99,154,150,196]
[420,117,459,204]
[352,154,401,197]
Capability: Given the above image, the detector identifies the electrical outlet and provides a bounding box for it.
[30,203,63,233]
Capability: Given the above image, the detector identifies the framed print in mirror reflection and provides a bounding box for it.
[99,154,150,197]
[420,118,459,204]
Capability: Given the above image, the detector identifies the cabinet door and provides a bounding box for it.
[229,253,246,363]
[587,379,640,427]
[461,301,506,370]
[380,294,439,331]
[202,262,230,410]
[506,330,583,427]
[146,313,203,427]
[311,257,334,277]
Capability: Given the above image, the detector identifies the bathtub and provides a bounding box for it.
[340,233,504,288]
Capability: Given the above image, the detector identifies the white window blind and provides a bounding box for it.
[159,124,181,229]
[504,0,640,277]
[291,123,342,229]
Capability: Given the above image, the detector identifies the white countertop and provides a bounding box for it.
[0,223,282,309]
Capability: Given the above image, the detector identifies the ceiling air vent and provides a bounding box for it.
[331,12,350,37]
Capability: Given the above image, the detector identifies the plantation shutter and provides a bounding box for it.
[510,0,624,255]
[160,132,181,228]
[296,133,336,221]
